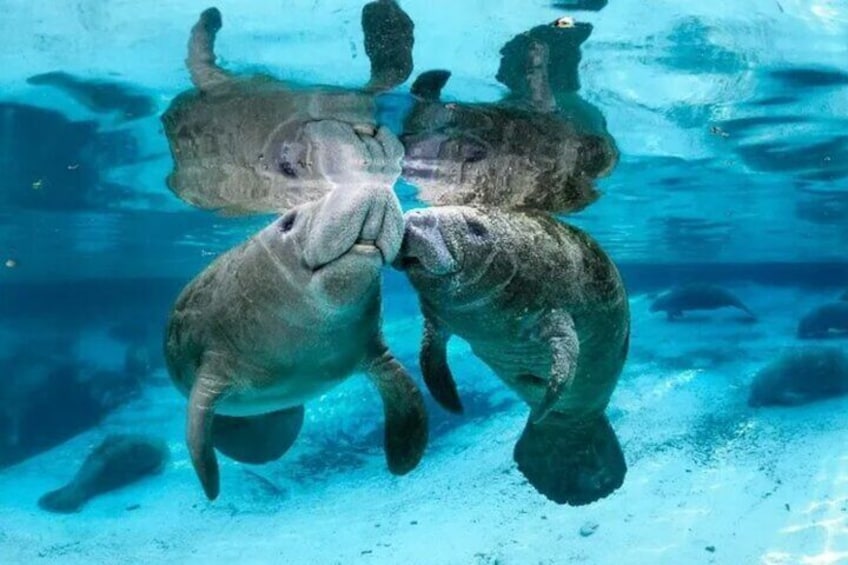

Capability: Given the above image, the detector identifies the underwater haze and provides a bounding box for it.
[1,1,848,564]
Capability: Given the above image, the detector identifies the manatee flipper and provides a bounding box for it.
[212,406,305,464]
[364,341,428,475]
[514,412,625,506]
[187,7,230,90]
[361,0,414,91]
[420,316,463,413]
[187,358,232,500]
[530,310,579,424]
[410,70,452,100]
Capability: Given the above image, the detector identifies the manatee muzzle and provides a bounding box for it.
[395,210,459,275]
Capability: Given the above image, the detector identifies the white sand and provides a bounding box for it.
[2,284,848,564]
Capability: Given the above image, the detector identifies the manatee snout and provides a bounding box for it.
[395,210,459,275]
[303,184,403,271]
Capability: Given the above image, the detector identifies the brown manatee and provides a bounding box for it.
[399,19,618,214]
[394,206,630,505]
[649,284,756,320]
[38,434,168,513]
[164,184,427,500]
[161,3,413,215]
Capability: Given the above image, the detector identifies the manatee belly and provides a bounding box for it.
[216,370,351,417]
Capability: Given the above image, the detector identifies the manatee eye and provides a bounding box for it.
[466,218,488,239]
[278,212,296,234]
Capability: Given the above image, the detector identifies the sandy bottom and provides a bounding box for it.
[2,284,848,564]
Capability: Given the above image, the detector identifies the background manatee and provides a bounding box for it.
[38,434,168,513]
[748,347,848,407]
[161,3,412,215]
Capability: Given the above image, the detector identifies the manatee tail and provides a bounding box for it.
[38,482,89,513]
[212,406,305,465]
[513,413,625,506]
[186,7,230,90]
[361,0,414,91]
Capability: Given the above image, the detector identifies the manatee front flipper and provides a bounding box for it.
[187,354,233,500]
[530,310,579,424]
[186,7,231,90]
[420,316,463,413]
[513,412,626,506]
[364,340,428,475]
[411,70,452,101]
[212,406,305,464]
[362,0,414,91]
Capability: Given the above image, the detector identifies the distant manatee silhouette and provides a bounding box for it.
[38,434,168,513]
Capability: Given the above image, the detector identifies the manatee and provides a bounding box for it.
[38,434,168,513]
[394,206,630,505]
[26,71,157,121]
[161,3,413,215]
[748,347,848,407]
[649,284,756,320]
[399,19,617,214]
[797,302,848,339]
[164,184,427,500]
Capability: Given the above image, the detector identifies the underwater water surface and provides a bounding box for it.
[1,1,848,564]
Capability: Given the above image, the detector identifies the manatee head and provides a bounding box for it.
[255,183,404,308]
[393,206,519,306]
[399,102,609,213]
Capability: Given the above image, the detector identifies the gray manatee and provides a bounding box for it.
[394,206,630,505]
[649,284,756,320]
[797,302,848,339]
[748,347,848,407]
[400,20,618,214]
[38,434,168,513]
[161,3,412,215]
[164,184,427,500]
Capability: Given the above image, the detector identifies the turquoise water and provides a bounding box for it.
[1,1,848,563]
